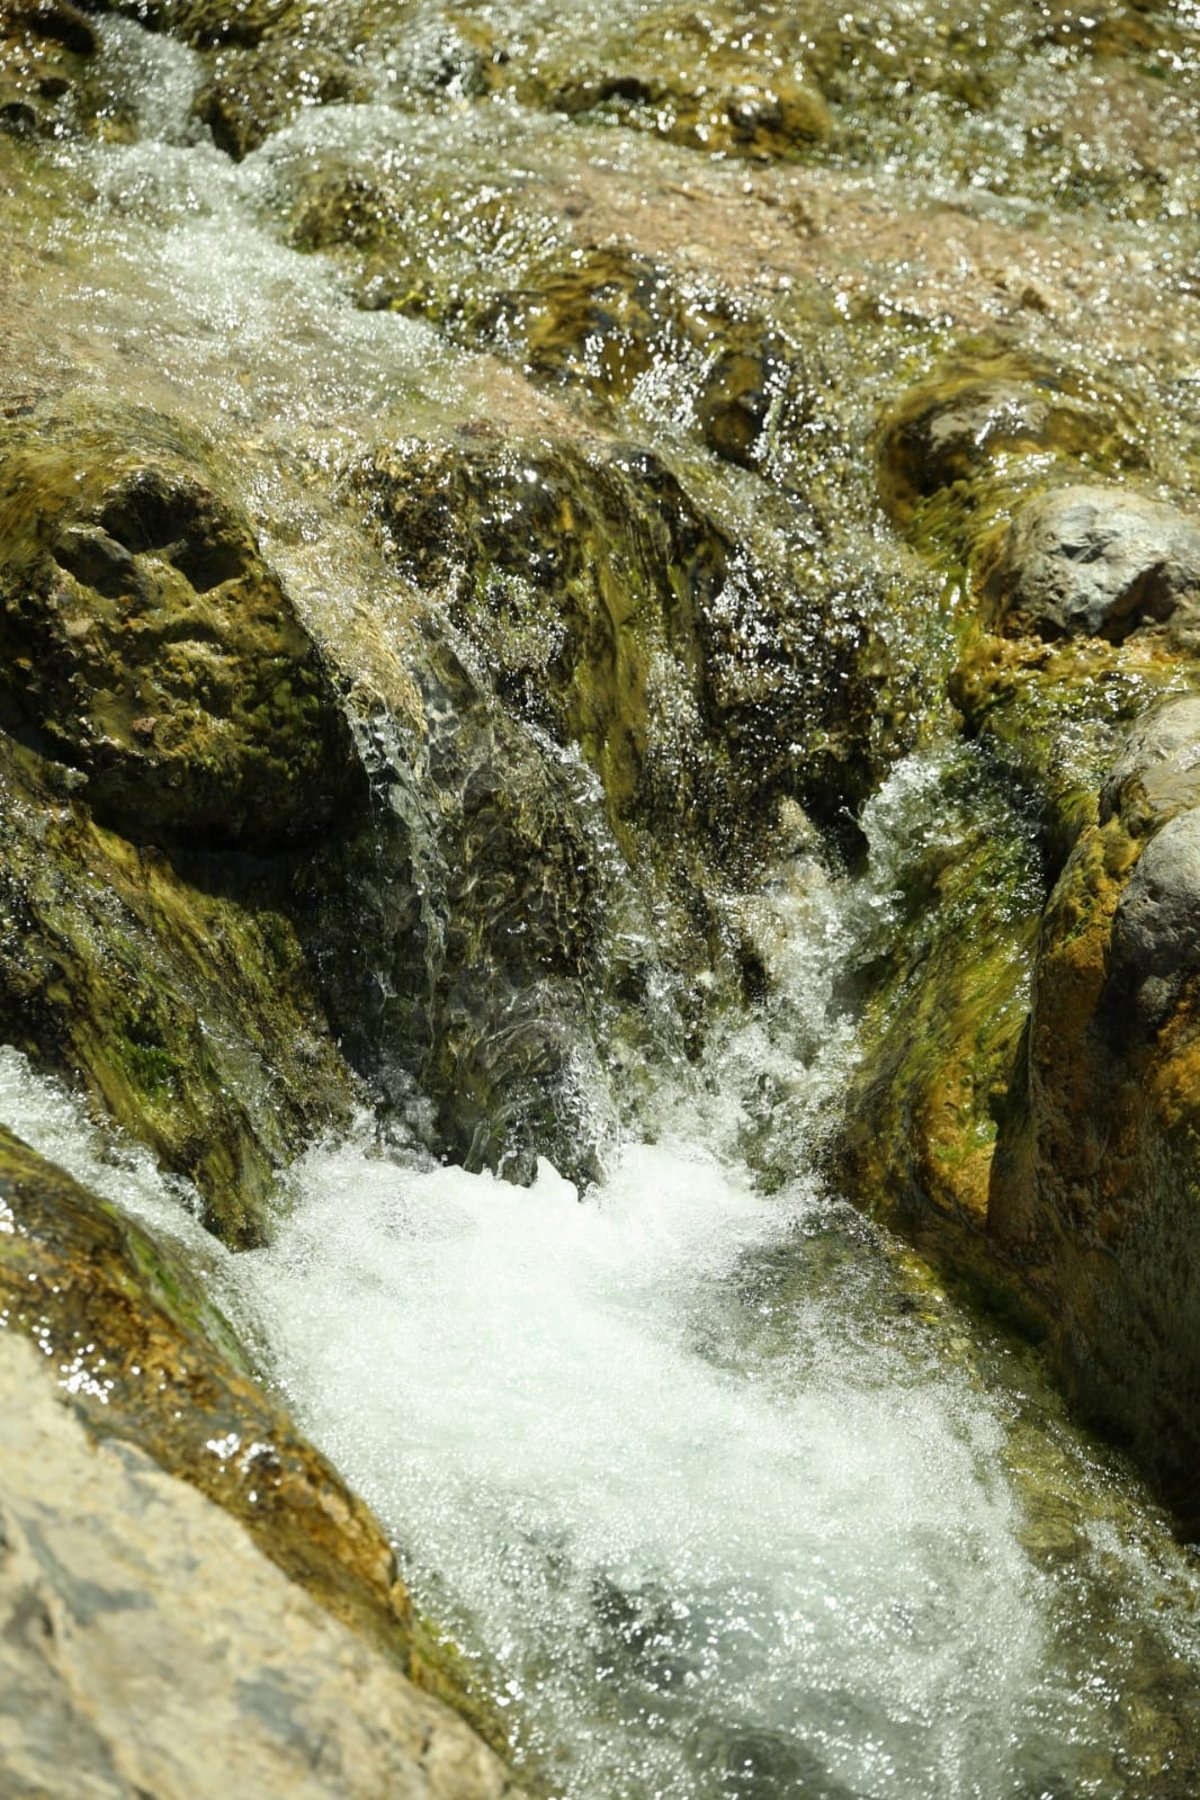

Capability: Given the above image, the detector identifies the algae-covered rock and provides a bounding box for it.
[0,728,354,1245]
[359,428,897,869]
[0,405,356,849]
[196,42,365,159]
[0,1133,519,1788]
[0,0,98,139]
[295,611,635,1187]
[835,749,1043,1305]
[489,4,832,162]
[78,0,299,49]
[987,696,1200,1529]
[875,352,1144,542]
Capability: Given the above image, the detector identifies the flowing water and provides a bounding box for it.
[7,4,1200,1796]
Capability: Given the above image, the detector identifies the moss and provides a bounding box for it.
[836,747,1044,1281]
[0,728,357,1246]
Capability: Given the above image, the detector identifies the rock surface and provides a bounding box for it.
[0,1333,521,1799]
[0,406,356,850]
[0,1126,511,1762]
[979,485,1200,646]
[986,697,1200,1528]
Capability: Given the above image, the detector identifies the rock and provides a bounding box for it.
[987,700,1200,1531]
[0,1336,520,1797]
[196,43,366,159]
[1110,807,1200,1024]
[0,1128,513,1762]
[0,406,357,850]
[979,484,1200,644]
[834,747,1043,1289]
[875,354,1143,532]
[1100,692,1200,827]
[0,727,355,1246]
[17,1,97,57]
[358,429,896,863]
[76,0,300,50]
[0,0,97,139]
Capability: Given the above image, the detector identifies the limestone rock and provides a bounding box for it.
[0,407,356,850]
[0,1127,512,1760]
[979,485,1200,644]
[0,1337,521,1799]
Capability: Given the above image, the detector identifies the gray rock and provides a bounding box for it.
[1100,694,1200,827]
[983,485,1200,643]
[0,1334,524,1800]
[1110,806,1200,1023]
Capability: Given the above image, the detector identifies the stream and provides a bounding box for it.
[5,2,1200,1796]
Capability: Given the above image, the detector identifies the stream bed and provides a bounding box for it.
[6,1,1200,1795]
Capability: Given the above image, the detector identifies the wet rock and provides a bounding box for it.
[875,354,1143,533]
[358,429,888,865]
[0,728,354,1246]
[0,406,356,849]
[1110,807,1200,1025]
[835,749,1043,1286]
[295,614,634,1189]
[77,0,300,50]
[499,5,832,161]
[17,1,97,57]
[978,485,1200,645]
[0,1141,520,1793]
[0,0,97,137]
[1100,692,1200,828]
[988,699,1200,1531]
[196,43,367,159]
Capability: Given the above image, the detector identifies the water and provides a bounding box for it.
[7,3,1200,1794]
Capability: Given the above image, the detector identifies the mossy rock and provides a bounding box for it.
[195,41,367,159]
[0,729,355,1245]
[875,350,1146,550]
[474,3,831,161]
[358,428,904,870]
[0,1124,509,1755]
[989,696,1200,1532]
[835,747,1043,1313]
[0,0,99,139]
[292,614,639,1188]
[77,0,299,49]
[0,402,356,849]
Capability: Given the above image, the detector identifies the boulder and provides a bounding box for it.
[875,354,1143,534]
[979,484,1200,645]
[0,408,357,849]
[0,1133,519,1793]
